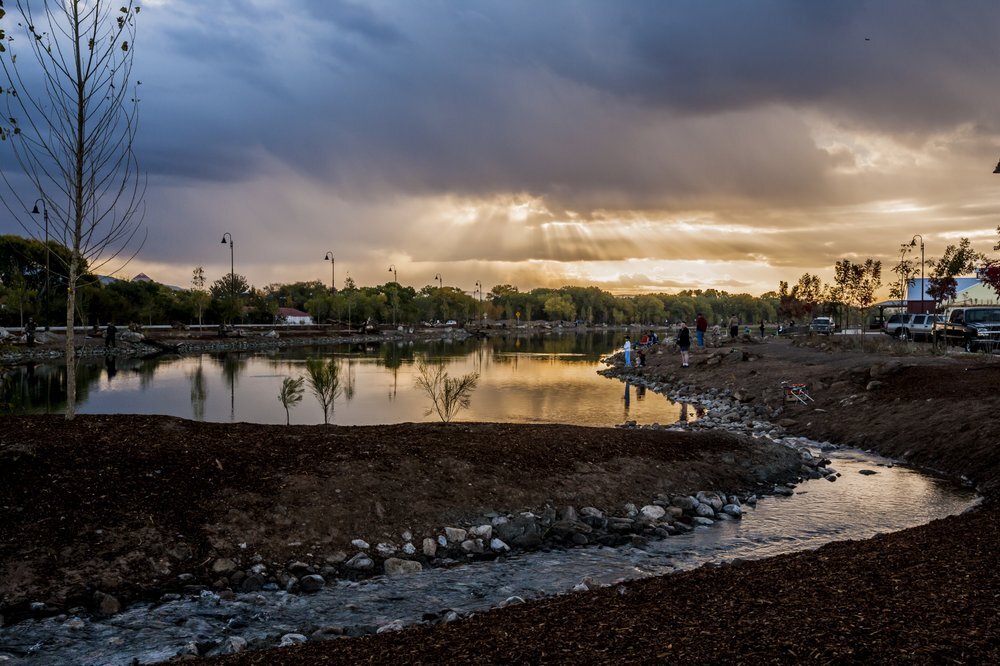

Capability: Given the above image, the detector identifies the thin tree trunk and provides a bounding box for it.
[65,255,79,419]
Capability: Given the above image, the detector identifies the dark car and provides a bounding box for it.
[935,306,1000,352]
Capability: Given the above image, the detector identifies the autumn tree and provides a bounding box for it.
[1,1,144,419]
[926,238,981,313]
[979,227,1000,299]
[834,259,881,341]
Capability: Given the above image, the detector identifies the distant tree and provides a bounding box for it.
[926,239,981,312]
[414,358,479,423]
[1,1,145,420]
[191,267,209,328]
[210,273,249,324]
[278,376,305,426]
[834,259,881,341]
[543,294,575,321]
[890,243,919,302]
[978,227,1000,299]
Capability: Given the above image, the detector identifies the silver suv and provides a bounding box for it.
[883,313,912,338]
[899,314,943,341]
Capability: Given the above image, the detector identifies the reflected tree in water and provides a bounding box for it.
[188,361,207,421]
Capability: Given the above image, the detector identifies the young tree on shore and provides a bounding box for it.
[1,1,145,419]
[414,358,479,423]
[305,358,343,425]
[278,376,305,426]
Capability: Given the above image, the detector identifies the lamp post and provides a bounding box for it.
[911,234,924,314]
[388,264,397,327]
[221,233,234,322]
[30,199,50,331]
[434,273,442,290]
[324,251,335,291]
[475,280,483,321]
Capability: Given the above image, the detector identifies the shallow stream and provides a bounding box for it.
[0,440,978,665]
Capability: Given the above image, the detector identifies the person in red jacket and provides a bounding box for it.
[695,313,708,349]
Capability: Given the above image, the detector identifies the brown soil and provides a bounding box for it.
[4,335,1000,663]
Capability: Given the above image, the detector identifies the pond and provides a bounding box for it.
[2,331,684,426]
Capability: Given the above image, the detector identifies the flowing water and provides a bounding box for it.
[0,333,980,663]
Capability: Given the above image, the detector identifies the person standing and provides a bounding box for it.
[759,320,766,338]
[729,315,739,340]
[623,335,632,367]
[105,321,117,349]
[677,321,691,367]
[695,313,708,349]
[25,317,37,348]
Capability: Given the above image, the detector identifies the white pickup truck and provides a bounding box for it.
[899,314,943,341]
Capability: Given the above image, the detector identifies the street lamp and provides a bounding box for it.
[475,280,483,321]
[30,199,50,331]
[388,264,397,327]
[221,233,234,321]
[910,234,924,314]
[434,273,442,290]
[324,251,335,291]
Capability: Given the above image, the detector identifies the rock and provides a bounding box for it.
[858,469,879,476]
[607,517,635,533]
[579,507,604,519]
[422,538,438,558]
[63,617,85,630]
[377,620,405,633]
[499,595,525,608]
[444,527,468,543]
[167,543,193,561]
[461,539,485,554]
[93,591,121,617]
[401,530,413,542]
[384,558,423,576]
[351,539,370,550]
[376,542,397,557]
[490,538,511,552]
[211,558,238,574]
[694,503,716,518]
[209,637,248,656]
[288,561,311,575]
[402,542,417,556]
[469,524,493,540]
[241,574,265,592]
[299,574,325,593]
[325,551,347,564]
[557,506,579,522]
[773,485,795,496]
[624,503,638,517]
[640,505,666,520]
[691,516,715,526]
[722,504,743,518]
[345,553,375,571]
[866,380,885,391]
[671,496,700,511]
[279,633,308,647]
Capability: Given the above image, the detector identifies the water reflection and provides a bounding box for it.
[3,332,689,427]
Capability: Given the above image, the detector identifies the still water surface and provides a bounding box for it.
[5,332,682,425]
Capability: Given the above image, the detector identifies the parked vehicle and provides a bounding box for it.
[899,314,943,341]
[935,307,1000,352]
[809,316,835,335]
[883,313,913,338]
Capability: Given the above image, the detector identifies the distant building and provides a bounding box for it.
[278,307,313,325]
[132,272,154,283]
[904,278,982,313]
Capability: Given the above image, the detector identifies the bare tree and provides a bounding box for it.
[414,358,479,423]
[1,1,145,419]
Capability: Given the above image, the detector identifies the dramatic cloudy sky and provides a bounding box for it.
[5,0,1000,295]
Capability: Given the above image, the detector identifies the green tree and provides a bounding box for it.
[927,238,982,312]
[305,357,343,425]
[278,376,305,426]
[1,1,144,419]
[191,267,209,328]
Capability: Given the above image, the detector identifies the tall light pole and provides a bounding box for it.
[30,199,50,331]
[911,234,924,314]
[434,273,442,289]
[324,251,335,291]
[221,233,234,322]
[475,280,483,321]
[388,264,397,327]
